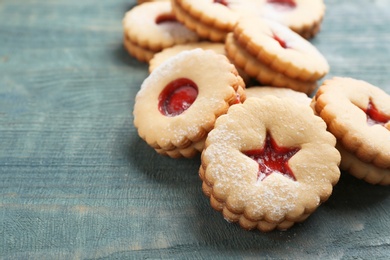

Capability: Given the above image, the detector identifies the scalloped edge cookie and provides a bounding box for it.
[200,96,340,231]
[313,77,390,169]
[225,32,317,95]
[133,49,246,158]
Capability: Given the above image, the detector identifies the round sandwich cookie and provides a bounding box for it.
[312,77,390,185]
[200,96,340,231]
[133,49,246,158]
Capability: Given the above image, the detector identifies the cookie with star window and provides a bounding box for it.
[199,96,340,232]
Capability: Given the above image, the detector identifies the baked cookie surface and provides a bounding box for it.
[200,96,340,231]
[149,42,225,72]
[245,86,311,105]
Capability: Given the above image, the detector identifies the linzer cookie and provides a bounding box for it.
[245,86,311,106]
[123,2,199,62]
[199,96,340,231]
[171,0,261,42]
[225,16,329,94]
[312,77,390,185]
[225,33,317,94]
[259,0,325,39]
[133,49,246,158]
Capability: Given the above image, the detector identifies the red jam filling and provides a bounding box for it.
[214,0,229,7]
[267,0,296,9]
[273,34,288,49]
[364,100,390,126]
[244,133,300,181]
[158,78,198,117]
[155,13,177,24]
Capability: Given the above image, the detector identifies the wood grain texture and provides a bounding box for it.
[0,0,389,259]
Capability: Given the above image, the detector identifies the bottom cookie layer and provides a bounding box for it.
[337,143,390,185]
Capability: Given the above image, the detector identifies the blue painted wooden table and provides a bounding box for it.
[1,0,389,259]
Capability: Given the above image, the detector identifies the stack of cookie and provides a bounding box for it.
[123,0,329,95]
[125,0,390,233]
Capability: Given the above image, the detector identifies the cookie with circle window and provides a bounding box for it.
[312,77,390,185]
[133,49,246,158]
[199,96,340,231]
[123,1,199,62]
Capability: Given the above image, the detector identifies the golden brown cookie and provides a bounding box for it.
[225,32,317,95]
[312,77,390,185]
[133,49,246,158]
[123,1,199,62]
[200,96,340,232]
[258,0,325,39]
[245,86,311,106]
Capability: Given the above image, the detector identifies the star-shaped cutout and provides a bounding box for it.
[244,132,300,181]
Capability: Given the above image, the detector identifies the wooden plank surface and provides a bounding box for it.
[0,0,389,259]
